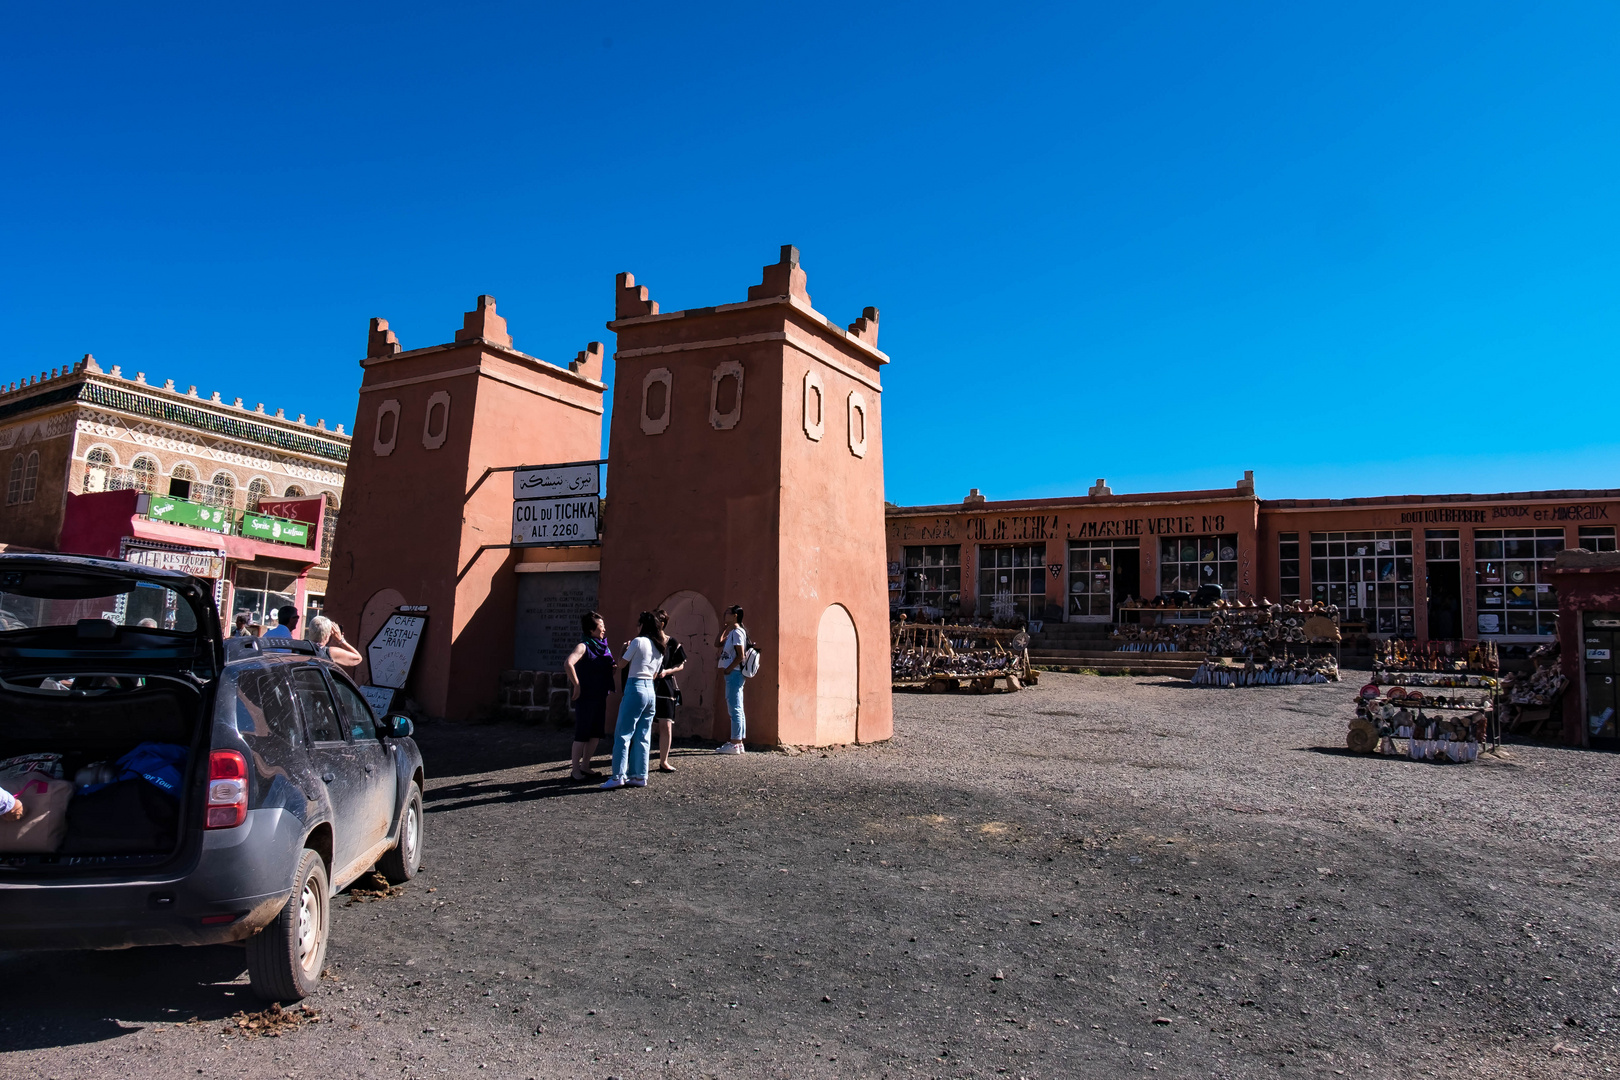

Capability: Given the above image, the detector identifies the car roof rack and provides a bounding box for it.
[225,637,319,660]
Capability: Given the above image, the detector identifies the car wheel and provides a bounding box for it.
[377,782,422,884]
[247,848,329,1001]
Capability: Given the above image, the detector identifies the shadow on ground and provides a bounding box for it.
[0,944,251,1050]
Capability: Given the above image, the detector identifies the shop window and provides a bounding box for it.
[1579,526,1616,553]
[131,456,160,494]
[1277,533,1300,602]
[1160,535,1238,596]
[233,568,300,631]
[168,463,196,500]
[319,493,339,566]
[901,545,960,615]
[1311,531,1413,635]
[20,452,38,504]
[246,477,271,511]
[978,545,1046,621]
[1475,528,1562,638]
[208,471,237,509]
[1424,530,1461,561]
[1069,539,1138,619]
[83,447,116,494]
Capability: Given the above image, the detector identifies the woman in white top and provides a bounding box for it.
[714,605,748,754]
[601,611,665,789]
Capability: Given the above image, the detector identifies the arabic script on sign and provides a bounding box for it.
[513,464,600,501]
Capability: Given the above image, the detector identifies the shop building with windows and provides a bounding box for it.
[887,476,1620,651]
[0,354,349,629]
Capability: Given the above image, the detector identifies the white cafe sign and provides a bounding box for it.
[366,613,427,691]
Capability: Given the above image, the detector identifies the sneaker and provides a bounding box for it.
[717,742,745,755]
[600,776,627,789]
[626,777,648,787]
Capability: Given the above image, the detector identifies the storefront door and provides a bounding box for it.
[1068,539,1139,623]
[1425,530,1462,640]
[1586,614,1618,742]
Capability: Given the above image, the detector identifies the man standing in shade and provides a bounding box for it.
[263,606,299,639]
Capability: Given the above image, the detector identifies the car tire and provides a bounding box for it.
[377,782,422,884]
[247,848,329,1002]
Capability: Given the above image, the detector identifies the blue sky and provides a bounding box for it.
[2,1,1615,505]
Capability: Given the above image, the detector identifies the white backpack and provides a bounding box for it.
[741,640,762,678]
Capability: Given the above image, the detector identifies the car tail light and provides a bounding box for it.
[206,750,247,829]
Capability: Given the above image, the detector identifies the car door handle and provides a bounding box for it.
[322,772,336,783]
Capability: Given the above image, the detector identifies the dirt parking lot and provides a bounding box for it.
[2,672,1619,1079]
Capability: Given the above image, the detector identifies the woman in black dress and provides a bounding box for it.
[564,611,615,781]
[651,609,687,773]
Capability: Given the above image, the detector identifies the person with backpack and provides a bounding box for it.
[651,609,687,773]
[601,611,665,789]
[715,605,750,755]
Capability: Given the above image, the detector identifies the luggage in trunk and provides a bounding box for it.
[0,678,203,859]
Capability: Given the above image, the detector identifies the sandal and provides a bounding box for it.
[571,768,602,781]
[657,762,677,773]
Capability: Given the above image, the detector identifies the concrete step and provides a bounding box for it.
[1031,648,1206,661]
[1031,657,1201,677]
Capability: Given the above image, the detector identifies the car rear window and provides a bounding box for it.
[0,571,200,635]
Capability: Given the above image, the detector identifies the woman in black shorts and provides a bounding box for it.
[565,611,615,781]
[651,609,687,773]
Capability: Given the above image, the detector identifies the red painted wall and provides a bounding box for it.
[324,298,604,720]
[600,247,893,746]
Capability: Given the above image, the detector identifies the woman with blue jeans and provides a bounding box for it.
[715,605,748,755]
[601,611,665,789]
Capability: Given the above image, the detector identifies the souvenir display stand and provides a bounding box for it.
[1500,641,1568,738]
[1177,601,1342,687]
[1347,678,1497,762]
[891,620,1033,693]
[1113,605,1216,653]
[1358,639,1503,755]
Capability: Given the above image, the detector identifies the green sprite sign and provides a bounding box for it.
[239,513,310,546]
[141,496,311,547]
[144,496,232,534]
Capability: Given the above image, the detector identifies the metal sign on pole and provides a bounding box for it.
[509,460,603,547]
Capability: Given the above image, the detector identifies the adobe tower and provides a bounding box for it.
[325,296,605,720]
[600,246,892,746]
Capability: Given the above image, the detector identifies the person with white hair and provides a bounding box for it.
[308,615,362,668]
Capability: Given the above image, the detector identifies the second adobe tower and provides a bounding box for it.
[600,245,893,746]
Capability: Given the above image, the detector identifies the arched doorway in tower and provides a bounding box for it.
[816,604,859,745]
[657,590,720,739]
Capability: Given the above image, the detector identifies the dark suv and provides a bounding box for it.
[0,554,424,1001]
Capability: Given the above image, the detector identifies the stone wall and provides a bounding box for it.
[495,669,574,725]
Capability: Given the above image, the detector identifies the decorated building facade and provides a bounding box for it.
[0,355,349,626]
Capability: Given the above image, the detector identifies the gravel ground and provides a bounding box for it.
[2,672,1619,1079]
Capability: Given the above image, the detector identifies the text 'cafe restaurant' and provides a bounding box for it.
[886,474,1620,648]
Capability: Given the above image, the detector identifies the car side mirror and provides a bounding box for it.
[383,714,414,739]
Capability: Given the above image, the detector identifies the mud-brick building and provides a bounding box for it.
[0,355,350,627]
